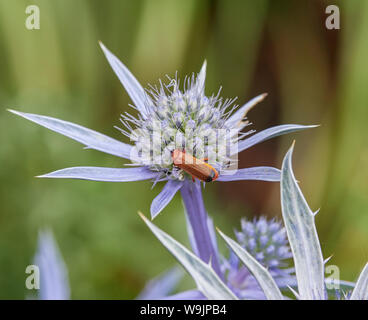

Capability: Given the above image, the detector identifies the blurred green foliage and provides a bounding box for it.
[0,0,367,298]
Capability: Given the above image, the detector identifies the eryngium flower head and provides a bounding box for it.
[9,42,315,218]
[234,217,292,270]
[123,70,241,181]
[223,217,294,299]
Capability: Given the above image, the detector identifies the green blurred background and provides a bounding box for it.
[1,0,367,299]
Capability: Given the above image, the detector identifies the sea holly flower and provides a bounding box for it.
[33,230,70,300]
[233,217,292,270]
[219,143,368,300]
[223,217,295,299]
[140,145,368,300]
[138,216,296,300]
[9,42,314,277]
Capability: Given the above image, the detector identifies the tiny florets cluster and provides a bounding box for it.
[118,73,243,181]
[235,217,292,269]
[223,217,293,299]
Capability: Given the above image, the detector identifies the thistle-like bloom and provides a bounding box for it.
[223,217,295,299]
[10,42,313,217]
[33,230,70,300]
[234,217,292,270]
[139,217,295,300]
[139,145,368,300]
[10,42,314,277]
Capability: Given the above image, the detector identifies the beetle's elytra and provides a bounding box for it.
[172,149,219,182]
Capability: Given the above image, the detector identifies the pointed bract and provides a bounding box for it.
[236,124,318,154]
[38,166,159,182]
[137,267,183,300]
[196,60,207,94]
[225,93,267,128]
[218,229,284,300]
[350,263,368,300]
[8,109,134,160]
[138,212,237,300]
[216,166,281,182]
[280,144,325,300]
[99,42,151,118]
[34,230,70,300]
[150,180,183,219]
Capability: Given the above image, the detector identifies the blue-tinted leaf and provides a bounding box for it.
[217,166,280,182]
[9,109,133,160]
[350,263,368,300]
[139,212,237,300]
[34,230,70,300]
[226,93,267,128]
[137,267,183,300]
[281,144,325,299]
[38,166,158,182]
[196,60,207,94]
[150,180,183,219]
[218,229,283,300]
[99,42,151,117]
[237,124,317,154]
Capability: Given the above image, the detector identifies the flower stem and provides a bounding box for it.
[180,180,223,278]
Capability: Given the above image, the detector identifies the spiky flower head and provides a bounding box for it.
[235,217,292,269]
[9,42,315,218]
[120,63,242,181]
[223,217,294,299]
